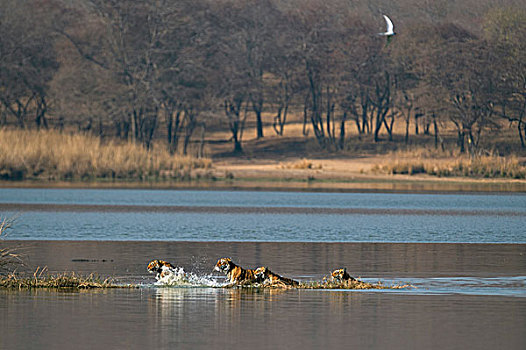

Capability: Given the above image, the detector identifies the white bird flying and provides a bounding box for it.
[378,15,396,44]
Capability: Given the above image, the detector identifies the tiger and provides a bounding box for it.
[213,258,258,285]
[254,266,299,287]
[147,259,176,280]
[331,268,357,282]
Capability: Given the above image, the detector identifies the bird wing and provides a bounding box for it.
[383,15,394,34]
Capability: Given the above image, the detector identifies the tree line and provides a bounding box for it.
[1,0,525,155]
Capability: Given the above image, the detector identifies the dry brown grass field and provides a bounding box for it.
[1,112,525,191]
[0,129,211,181]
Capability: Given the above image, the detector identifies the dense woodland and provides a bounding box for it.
[1,0,525,156]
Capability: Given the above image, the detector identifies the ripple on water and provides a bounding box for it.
[365,276,526,297]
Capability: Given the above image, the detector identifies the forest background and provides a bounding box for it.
[1,0,526,184]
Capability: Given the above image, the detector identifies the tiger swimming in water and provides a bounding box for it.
[147,259,176,281]
[254,266,299,287]
[331,268,357,282]
[213,258,258,285]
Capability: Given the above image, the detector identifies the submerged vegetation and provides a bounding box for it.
[0,129,212,181]
[0,272,410,290]
[0,268,130,289]
[221,281,408,290]
[300,279,410,290]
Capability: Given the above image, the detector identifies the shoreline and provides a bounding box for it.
[2,154,526,193]
[4,239,525,246]
[1,175,525,193]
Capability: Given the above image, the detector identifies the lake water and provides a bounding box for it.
[0,188,525,242]
[0,188,525,349]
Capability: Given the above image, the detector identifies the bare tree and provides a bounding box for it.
[0,0,58,129]
[484,7,526,148]
[292,1,350,149]
[425,24,499,154]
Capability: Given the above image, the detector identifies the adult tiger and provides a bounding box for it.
[254,266,299,287]
[213,258,257,285]
[331,268,357,282]
[147,259,176,280]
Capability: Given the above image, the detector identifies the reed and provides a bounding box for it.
[0,129,212,181]
[0,217,22,274]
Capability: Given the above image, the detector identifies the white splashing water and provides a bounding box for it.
[154,266,222,287]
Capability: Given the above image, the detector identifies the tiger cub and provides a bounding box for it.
[331,268,357,282]
[254,266,299,287]
[147,259,176,280]
[214,258,257,284]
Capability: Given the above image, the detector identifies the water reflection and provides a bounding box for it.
[2,282,525,349]
[143,287,526,349]
[144,287,292,347]
[150,287,288,320]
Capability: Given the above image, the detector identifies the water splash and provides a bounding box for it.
[154,266,222,287]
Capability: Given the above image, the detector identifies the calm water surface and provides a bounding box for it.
[1,187,525,211]
[1,189,525,349]
[2,288,524,349]
[1,188,525,242]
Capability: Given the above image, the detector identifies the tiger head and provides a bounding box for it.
[254,266,268,281]
[214,258,234,274]
[331,268,349,281]
[147,259,174,274]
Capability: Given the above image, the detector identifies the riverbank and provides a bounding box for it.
[1,158,525,193]
[212,157,526,192]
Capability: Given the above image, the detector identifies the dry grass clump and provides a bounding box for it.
[386,147,461,159]
[0,129,212,181]
[0,267,130,289]
[373,154,526,179]
[279,158,322,170]
[447,156,526,178]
